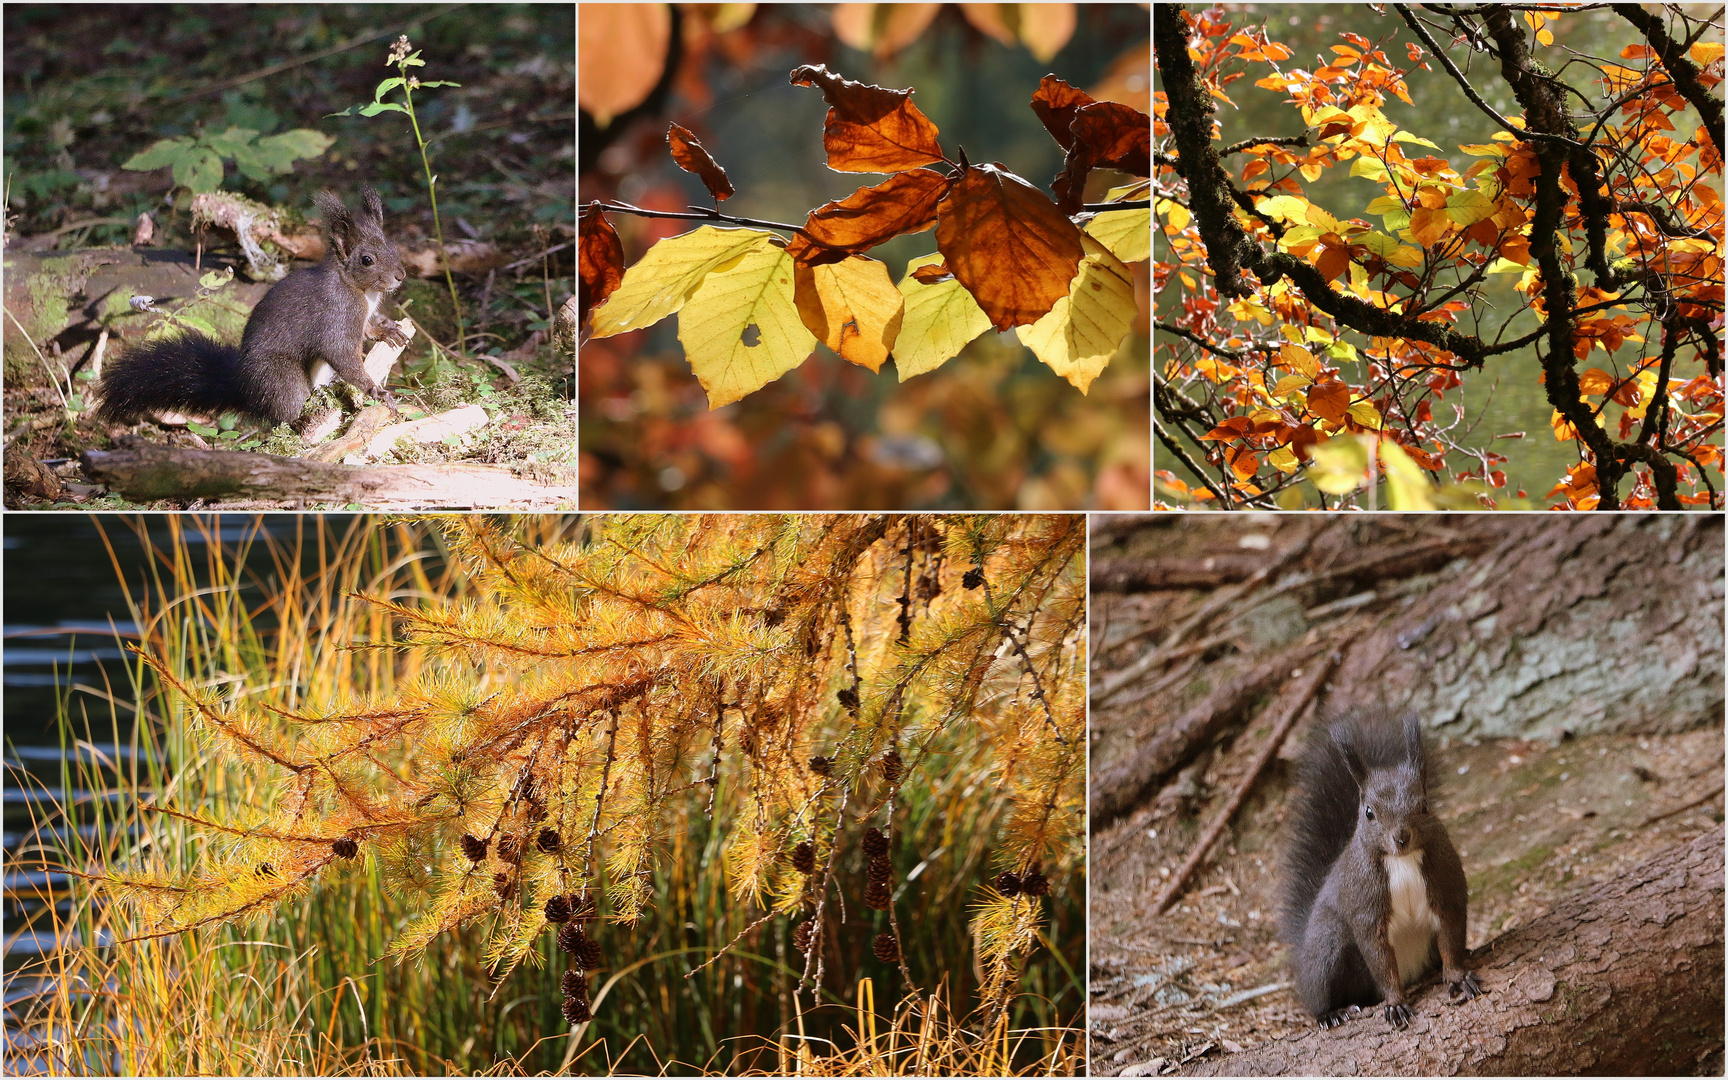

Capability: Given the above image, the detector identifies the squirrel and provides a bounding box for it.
[96,187,409,426]
[1279,709,1484,1031]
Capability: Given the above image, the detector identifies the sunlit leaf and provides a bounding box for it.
[667,123,735,202]
[800,168,951,253]
[1088,207,1151,262]
[678,240,815,408]
[894,252,994,379]
[589,226,774,337]
[789,63,946,172]
[578,204,625,325]
[792,253,905,372]
[1380,439,1435,509]
[936,163,1086,330]
[579,4,672,128]
[1015,235,1137,392]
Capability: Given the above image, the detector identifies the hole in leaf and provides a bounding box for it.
[741,323,761,347]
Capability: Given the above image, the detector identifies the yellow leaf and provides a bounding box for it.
[1015,236,1136,393]
[1272,373,1312,398]
[794,255,905,373]
[1390,130,1440,150]
[1268,445,1300,473]
[1155,198,1190,235]
[1087,207,1151,263]
[1446,189,1497,227]
[1305,202,1341,234]
[1380,440,1435,510]
[590,226,775,337]
[1308,436,1369,494]
[1281,341,1319,378]
[895,252,993,380]
[1692,42,1725,65]
[1386,245,1425,268]
[1536,27,1553,46]
[1347,398,1383,429]
[678,241,815,408]
[1254,195,1309,222]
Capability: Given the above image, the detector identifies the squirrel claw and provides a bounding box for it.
[1316,1007,1357,1030]
[1448,971,1484,1002]
[1383,1003,1413,1029]
[381,327,410,348]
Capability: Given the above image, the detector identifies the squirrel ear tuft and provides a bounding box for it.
[317,191,354,257]
[361,186,385,224]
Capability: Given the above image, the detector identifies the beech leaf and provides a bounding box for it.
[801,168,953,254]
[788,64,946,173]
[1030,75,1095,151]
[894,252,993,379]
[589,226,774,338]
[579,4,671,128]
[678,240,815,408]
[1054,100,1151,212]
[1086,207,1150,262]
[1014,235,1136,393]
[910,259,952,284]
[667,123,735,202]
[578,204,625,325]
[793,253,905,372]
[936,163,1086,330]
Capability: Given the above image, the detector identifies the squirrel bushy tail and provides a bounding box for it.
[95,330,250,423]
[1277,712,1431,949]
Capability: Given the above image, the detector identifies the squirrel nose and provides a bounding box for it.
[1393,827,1411,848]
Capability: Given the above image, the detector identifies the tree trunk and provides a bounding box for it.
[1180,826,1724,1076]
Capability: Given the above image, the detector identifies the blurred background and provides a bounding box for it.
[579,3,1151,510]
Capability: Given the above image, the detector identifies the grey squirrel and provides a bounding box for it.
[96,187,408,425]
[1279,710,1484,1030]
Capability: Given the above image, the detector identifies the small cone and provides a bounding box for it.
[872,932,900,963]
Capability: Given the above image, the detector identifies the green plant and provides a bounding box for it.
[330,35,465,356]
[120,125,333,194]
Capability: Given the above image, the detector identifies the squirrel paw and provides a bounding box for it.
[1447,971,1484,1002]
[1317,1007,1359,1030]
[1383,1003,1413,1029]
[380,325,410,348]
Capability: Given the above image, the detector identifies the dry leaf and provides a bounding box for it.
[1055,101,1151,212]
[788,63,946,173]
[1030,74,1095,151]
[910,259,952,284]
[792,253,905,372]
[579,4,672,128]
[936,163,1085,330]
[667,123,735,202]
[800,167,952,254]
[579,203,625,324]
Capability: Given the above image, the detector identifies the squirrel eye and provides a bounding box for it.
[361,255,374,266]
[1364,806,1375,820]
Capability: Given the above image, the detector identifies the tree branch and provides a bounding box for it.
[1611,2,1725,158]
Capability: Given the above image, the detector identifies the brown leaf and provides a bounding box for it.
[579,4,672,128]
[935,163,1085,330]
[801,168,953,254]
[667,123,735,202]
[1029,74,1096,151]
[910,259,952,284]
[788,64,946,173]
[1053,100,1151,213]
[578,203,625,325]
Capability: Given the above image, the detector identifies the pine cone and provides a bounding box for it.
[1021,866,1051,897]
[497,836,519,861]
[575,938,604,971]
[880,749,903,784]
[873,932,900,963]
[557,922,585,956]
[793,920,815,954]
[256,863,275,878]
[790,841,816,874]
[536,828,562,853]
[837,687,860,711]
[331,837,358,860]
[545,894,573,923]
[560,994,592,1024]
[571,893,599,922]
[962,567,984,590]
[868,852,892,881]
[995,870,1022,897]
[494,872,514,899]
[861,826,888,857]
[561,968,585,998]
[864,877,892,910]
[808,754,833,777]
[460,833,488,862]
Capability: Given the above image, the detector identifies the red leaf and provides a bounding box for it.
[801,168,953,254]
[1053,100,1151,212]
[788,64,946,172]
[667,123,735,202]
[935,163,1086,330]
[578,203,625,325]
[1030,75,1095,151]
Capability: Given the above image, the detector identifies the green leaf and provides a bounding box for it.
[374,77,406,102]
[1381,440,1436,510]
[240,129,335,177]
[677,242,814,408]
[1308,436,1370,495]
[173,148,224,193]
[198,269,234,290]
[1365,195,1406,216]
[1360,231,1400,257]
[1390,131,1441,150]
[894,253,994,380]
[121,137,195,172]
[1254,195,1309,222]
[415,81,461,89]
[1349,156,1389,182]
[202,126,260,159]
[1445,189,1497,227]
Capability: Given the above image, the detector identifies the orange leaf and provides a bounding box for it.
[1307,379,1351,424]
[831,3,942,60]
[792,254,905,372]
[667,123,735,202]
[579,4,671,128]
[578,203,625,325]
[1054,100,1152,212]
[935,163,1086,330]
[1577,367,1616,395]
[789,64,946,173]
[1315,244,1350,282]
[800,168,953,254]
[910,259,953,284]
